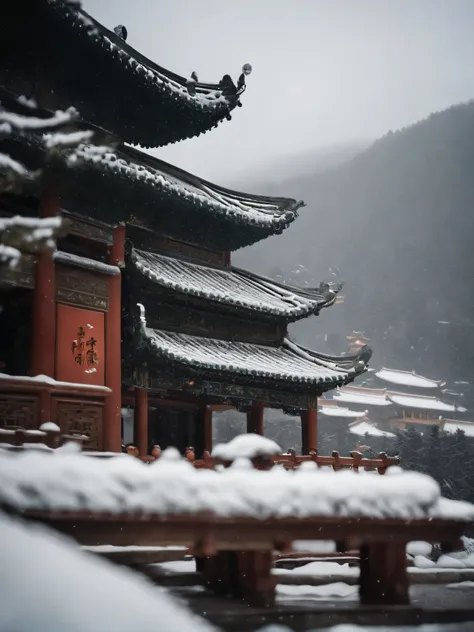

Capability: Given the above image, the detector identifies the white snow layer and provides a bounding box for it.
[212,434,281,460]
[348,421,395,438]
[375,368,441,389]
[319,406,366,419]
[387,392,466,413]
[0,511,213,632]
[444,420,474,437]
[0,448,473,521]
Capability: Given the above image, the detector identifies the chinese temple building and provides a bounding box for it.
[0,0,370,456]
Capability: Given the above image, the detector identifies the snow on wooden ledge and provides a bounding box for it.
[0,373,111,392]
[0,511,213,632]
[212,434,282,460]
[1,448,473,522]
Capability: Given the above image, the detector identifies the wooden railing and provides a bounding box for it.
[0,424,90,450]
[185,449,398,474]
[23,509,465,607]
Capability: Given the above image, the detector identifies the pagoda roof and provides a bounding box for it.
[131,248,340,321]
[443,419,474,437]
[375,368,444,389]
[318,402,366,418]
[348,419,395,438]
[2,0,247,147]
[333,385,392,407]
[2,133,303,250]
[136,316,369,392]
[387,391,467,413]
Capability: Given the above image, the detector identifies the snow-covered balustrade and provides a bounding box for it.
[194,443,399,474]
[1,447,472,607]
[0,373,111,451]
[0,422,89,452]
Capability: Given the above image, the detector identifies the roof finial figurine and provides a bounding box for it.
[237,63,252,94]
[186,72,198,96]
[114,25,128,41]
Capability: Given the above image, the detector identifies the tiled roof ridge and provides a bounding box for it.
[48,0,244,114]
[131,248,337,320]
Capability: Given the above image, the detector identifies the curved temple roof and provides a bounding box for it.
[387,392,467,413]
[375,368,444,389]
[131,248,339,321]
[67,144,304,250]
[136,315,368,391]
[1,0,247,147]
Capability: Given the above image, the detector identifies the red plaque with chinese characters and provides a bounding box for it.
[56,304,105,386]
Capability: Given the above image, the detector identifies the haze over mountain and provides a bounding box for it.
[234,100,474,404]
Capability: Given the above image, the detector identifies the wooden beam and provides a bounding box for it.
[134,387,148,456]
[301,407,318,455]
[203,405,213,455]
[104,225,125,452]
[247,403,264,435]
[31,189,58,380]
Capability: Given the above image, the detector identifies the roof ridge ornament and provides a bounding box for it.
[113,25,128,41]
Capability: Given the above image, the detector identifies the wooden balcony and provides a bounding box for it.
[0,374,110,450]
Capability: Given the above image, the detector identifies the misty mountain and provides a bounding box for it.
[235,101,474,402]
[231,140,369,191]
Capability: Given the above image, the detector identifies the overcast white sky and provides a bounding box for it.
[83,0,474,183]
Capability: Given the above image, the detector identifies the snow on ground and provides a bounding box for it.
[407,541,433,557]
[83,545,187,553]
[0,511,213,632]
[212,433,281,459]
[153,560,196,574]
[1,447,473,521]
[276,582,358,601]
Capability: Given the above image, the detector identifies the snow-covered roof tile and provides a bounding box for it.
[387,391,466,413]
[70,145,303,236]
[443,420,474,438]
[333,386,392,407]
[319,405,366,418]
[376,368,443,389]
[5,1,248,147]
[349,420,396,438]
[141,327,366,387]
[132,249,336,320]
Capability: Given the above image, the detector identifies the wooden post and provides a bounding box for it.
[134,387,148,456]
[30,190,58,379]
[103,225,125,452]
[203,404,213,455]
[247,403,264,435]
[301,407,318,455]
[359,543,409,605]
[30,190,59,425]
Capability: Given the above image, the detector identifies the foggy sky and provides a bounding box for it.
[83,0,474,184]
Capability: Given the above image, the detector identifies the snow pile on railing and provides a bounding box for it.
[0,511,213,632]
[0,448,473,521]
[212,434,281,460]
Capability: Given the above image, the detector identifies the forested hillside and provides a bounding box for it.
[236,101,474,405]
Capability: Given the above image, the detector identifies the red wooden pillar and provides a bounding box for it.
[30,189,59,424]
[301,406,318,455]
[203,405,213,454]
[134,387,148,456]
[247,403,264,435]
[103,225,125,452]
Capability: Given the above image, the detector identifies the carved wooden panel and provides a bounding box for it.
[56,264,109,311]
[55,400,104,450]
[0,395,39,429]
